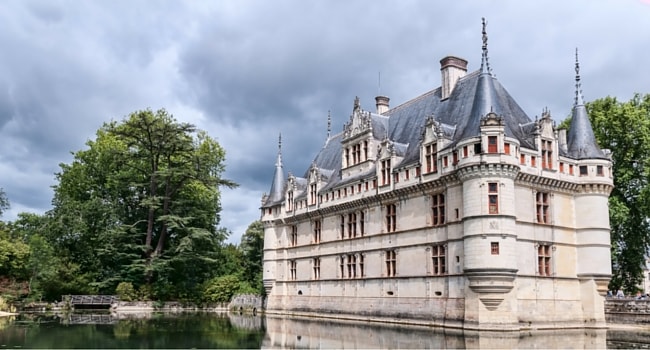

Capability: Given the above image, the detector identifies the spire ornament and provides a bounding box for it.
[327,110,331,138]
[575,48,584,106]
[480,17,492,74]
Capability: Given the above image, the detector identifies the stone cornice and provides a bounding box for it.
[516,173,580,194]
[456,163,520,181]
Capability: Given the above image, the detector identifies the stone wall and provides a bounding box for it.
[605,298,650,325]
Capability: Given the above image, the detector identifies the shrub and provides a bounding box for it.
[115,282,137,301]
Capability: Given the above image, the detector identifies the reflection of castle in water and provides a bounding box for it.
[228,313,264,330]
[261,315,608,349]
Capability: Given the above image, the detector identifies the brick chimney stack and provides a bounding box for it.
[440,56,468,100]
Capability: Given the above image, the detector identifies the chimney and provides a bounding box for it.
[440,56,468,100]
[375,95,390,114]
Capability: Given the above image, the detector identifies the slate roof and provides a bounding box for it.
[263,48,606,207]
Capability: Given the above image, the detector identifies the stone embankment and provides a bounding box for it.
[605,298,650,325]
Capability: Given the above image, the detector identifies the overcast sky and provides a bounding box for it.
[1,0,649,243]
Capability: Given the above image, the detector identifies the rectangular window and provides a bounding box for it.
[381,159,392,185]
[443,156,448,167]
[425,143,438,173]
[559,162,564,173]
[579,165,588,176]
[542,140,553,169]
[353,143,361,165]
[491,242,499,255]
[416,166,421,177]
[359,211,365,236]
[463,146,469,158]
[487,136,498,153]
[536,192,549,224]
[597,165,604,176]
[393,172,399,184]
[386,250,396,277]
[340,256,345,278]
[569,164,574,175]
[453,151,459,165]
[504,142,511,155]
[531,156,537,167]
[432,244,446,275]
[488,182,499,214]
[405,169,410,180]
[538,244,552,276]
[340,215,345,239]
[363,141,368,161]
[290,260,297,280]
[347,254,357,279]
[313,257,320,280]
[287,191,294,211]
[474,143,482,155]
[290,225,298,247]
[386,203,397,232]
[313,219,322,243]
[348,213,357,238]
[432,193,445,226]
[520,154,526,165]
[359,254,365,277]
[345,148,350,167]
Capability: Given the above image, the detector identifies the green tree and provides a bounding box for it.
[49,108,236,299]
[569,94,650,293]
[239,221,264,294]
[0,188,8,218]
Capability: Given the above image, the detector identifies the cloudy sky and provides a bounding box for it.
[0,0,649,243]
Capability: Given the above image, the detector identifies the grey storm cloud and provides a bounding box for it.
[0,0,649,243]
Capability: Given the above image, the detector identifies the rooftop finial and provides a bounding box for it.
[327,110,332,138]
[480,17,491,74]
[575,48,584,106]
[278,133,282,152]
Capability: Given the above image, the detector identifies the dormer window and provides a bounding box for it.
[541,140,553,169]
[425,143,438,173]
[381,159,391,186]
[487,136,498,153]
[309,183,317,205]
[287,191,294,211]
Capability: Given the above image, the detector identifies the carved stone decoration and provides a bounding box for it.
[465,268,517,309]
[343,98,373,140]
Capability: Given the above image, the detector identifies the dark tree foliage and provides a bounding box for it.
[47,108,237,300]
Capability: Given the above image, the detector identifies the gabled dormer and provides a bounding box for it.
[341,97,379,179]
[285,173,296,212]
[479,111,506,154]
[419,115,447,175]
[535,109,557,170]
[307,163,334,207]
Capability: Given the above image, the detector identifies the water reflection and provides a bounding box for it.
[0,312,648,349]
[261,315,613,349]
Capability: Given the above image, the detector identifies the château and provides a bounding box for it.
[261,20,613,330]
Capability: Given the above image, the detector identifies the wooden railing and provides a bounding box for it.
[67,295,118,305]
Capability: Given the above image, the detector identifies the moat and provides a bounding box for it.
[0,312,649,349]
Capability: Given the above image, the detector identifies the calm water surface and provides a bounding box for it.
[0,312,649,349]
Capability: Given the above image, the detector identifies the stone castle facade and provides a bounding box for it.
[261,22,613,330]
